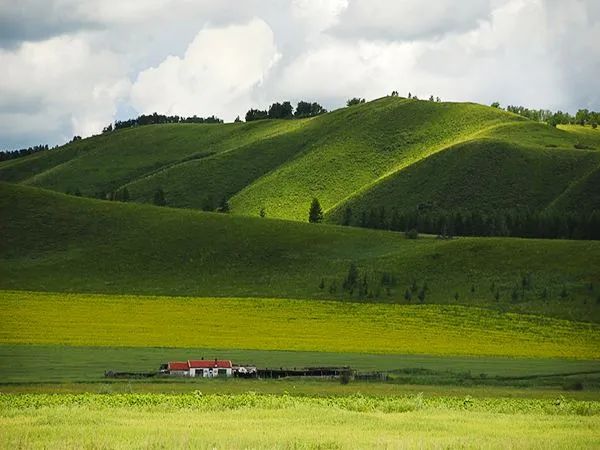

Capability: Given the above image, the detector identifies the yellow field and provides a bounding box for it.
[1,394,599,449]
[1,290,598,358]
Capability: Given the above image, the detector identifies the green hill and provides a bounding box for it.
[2,97,598,222]
[1,182,599,322]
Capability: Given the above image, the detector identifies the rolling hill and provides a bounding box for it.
[1,182,599,322]
[2,97,599,223]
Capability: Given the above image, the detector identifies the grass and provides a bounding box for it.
[2,97,599,221]
[2,183,600,322]
[2,344,599,393]
[1,291,598,359]
[1,393,599,448]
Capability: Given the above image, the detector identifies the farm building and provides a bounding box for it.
[164,359,234,377]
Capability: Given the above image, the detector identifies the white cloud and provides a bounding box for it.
[130,19,280,120]
[0,0,599,149]
[276,0,599,112]
[0,35,130,147]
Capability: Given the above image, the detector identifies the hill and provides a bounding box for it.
[1,97,599,223]
[1,182,599,322]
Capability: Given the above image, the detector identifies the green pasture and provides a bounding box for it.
[2,183,599,321]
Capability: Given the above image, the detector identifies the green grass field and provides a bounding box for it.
[2,97,600,448]
[1,393,599,449]
[2,97,599,221]
[2,183,599,321]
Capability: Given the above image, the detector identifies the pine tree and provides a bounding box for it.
[308,198,324,223]
[342,207,353,226]
[153,188,166,206]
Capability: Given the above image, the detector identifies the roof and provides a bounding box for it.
[168,361,189,371]
[188,360,232,369]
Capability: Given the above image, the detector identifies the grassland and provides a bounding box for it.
[2,344,599,395]
[1,393,599,449]
[1,291,598,359]
[2,183,600,322]
[2,97,599,221]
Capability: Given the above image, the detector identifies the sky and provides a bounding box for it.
[1,0,599,149]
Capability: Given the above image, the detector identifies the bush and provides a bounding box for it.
[405,229,418,239]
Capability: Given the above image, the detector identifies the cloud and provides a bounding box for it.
[0,35,130,148]
[331,0,492,41]
[130,19,280,120]
[275,0,599,112]
[0,0,599,149]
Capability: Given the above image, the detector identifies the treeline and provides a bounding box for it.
[0,144,49,162]
[339,207,600,240]
[103,113,223,132]
[245,100,327,122]
[498,104,599,128]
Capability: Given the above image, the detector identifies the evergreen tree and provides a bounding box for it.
[153,188,166,206]
[342,207,353,226]
[218,197,230,213]
[308,198,324,223]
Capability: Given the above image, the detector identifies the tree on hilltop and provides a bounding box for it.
[346,97,365,107]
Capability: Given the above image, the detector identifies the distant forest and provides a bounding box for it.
[338,206,600,241]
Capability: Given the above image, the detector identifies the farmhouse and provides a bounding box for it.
[165,359,234,377]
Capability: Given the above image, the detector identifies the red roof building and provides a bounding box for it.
[165,359,233,377]
[188,360,232,369]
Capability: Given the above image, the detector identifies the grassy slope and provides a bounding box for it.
[1,183,600,321]
[3,98,599,221]
[1,120,304,195]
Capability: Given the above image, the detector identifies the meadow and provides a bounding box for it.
[2,97,599,221]
[1,291,598,359]
[2,183,600,322]
[1,393,599,449]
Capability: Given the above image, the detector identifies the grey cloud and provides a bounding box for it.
[330,0,492,41]
[0,1,101,47]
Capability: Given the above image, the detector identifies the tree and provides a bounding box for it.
[429,95,434,101]
[342,207,353,226]
[308,198,324,223]
[268,101,293,119]
[218,197,230,213]
[153,188,166,206]
[390,90,399,97]
[344,263,359,290]
[346,97,365,106]
[259,207,266,218]
[575,109,590,126]
[202,195,215,212]
[491,102,500,108]
[245,109,268,122]
[295,101,326,118]
[234,115,242,123]
[121,187,129,202]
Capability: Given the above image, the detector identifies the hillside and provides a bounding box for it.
[2,97,599,222]
[1,183,599,322]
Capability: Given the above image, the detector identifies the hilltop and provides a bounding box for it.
[1,97,599,224]
[1,182,599,322]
